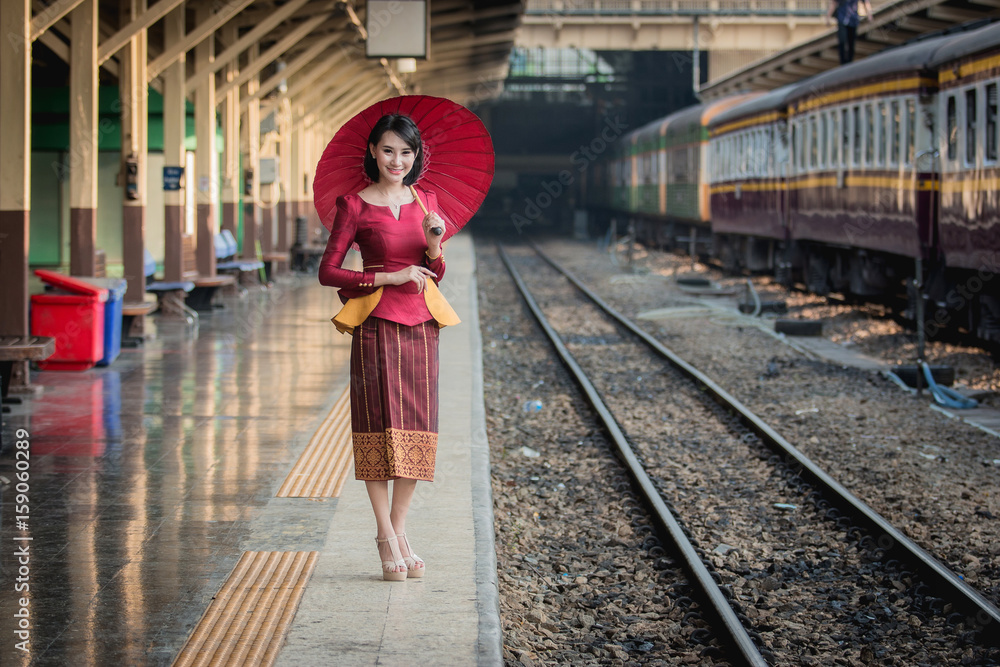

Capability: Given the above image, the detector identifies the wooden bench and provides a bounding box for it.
[181,236,236,311]
[0,336,54,450]
[121,300,158,346]
[261,250,289,282]
[0,336,55,400]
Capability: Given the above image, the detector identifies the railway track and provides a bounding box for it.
[497,242,1000,666]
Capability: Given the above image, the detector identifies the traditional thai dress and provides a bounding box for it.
[318,187,459,482]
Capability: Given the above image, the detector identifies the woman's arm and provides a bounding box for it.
[318,197,378,291]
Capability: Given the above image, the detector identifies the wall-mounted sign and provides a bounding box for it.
[366,0,427,59]
[163,166,184,191]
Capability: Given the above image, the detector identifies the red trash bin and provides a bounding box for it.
[31,270,108,371]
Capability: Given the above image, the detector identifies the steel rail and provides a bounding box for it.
[498,245,771,667]
[528,241,1000,640]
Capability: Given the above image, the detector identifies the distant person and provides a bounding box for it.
[827,0,873,65]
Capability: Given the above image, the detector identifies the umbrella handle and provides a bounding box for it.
[409,186,444,236]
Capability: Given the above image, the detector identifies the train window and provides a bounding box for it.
[966,88,978,166]
[907,99,916,166]
[890,101,900,166]
[841,108,849,168]
[798,121,806,172]
[987,83,998,163]
[831,110,840,167]
[820,113,828,167]
[876,102,887,166]
[766,126,775,177]
[865,104,875,166]
[790,123,797,172]
[736,134,744,176]
[723,135,733,180]
[852,106,862,166]
[753,129,766,177]
[947,95,957,161]
[809,116,818,169]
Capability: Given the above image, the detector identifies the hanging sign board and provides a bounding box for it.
[366,0,427,59]
[163,166,184,191]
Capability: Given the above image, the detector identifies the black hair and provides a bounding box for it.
[363,114,423,186]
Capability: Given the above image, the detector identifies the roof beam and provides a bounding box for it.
[97,0,184,64]
[314,80,388,131]
[301,75,385,126]
[147,0,255,81]
[203,13,341,98]
[430,4,522,28]
[927,5,990,22]
[240,37,343,110]
[261,50,349,112]
[294,60,369,110]
[430,30,516,53]
[30,0,85,40]
[186,0,321,91]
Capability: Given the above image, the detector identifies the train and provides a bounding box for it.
[588,21,1000,341]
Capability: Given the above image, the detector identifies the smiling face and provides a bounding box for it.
[370,131,417,186]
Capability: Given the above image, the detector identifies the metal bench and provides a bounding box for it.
[180,236,236,311]
[215,230,264,290]
[144,249,198,323]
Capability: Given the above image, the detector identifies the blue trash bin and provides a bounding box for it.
[75,277,127,366]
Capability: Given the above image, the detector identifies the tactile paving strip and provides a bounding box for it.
[172,550,319,667]
[276,386,353,498]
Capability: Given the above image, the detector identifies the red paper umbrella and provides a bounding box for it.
[313,95,494,239]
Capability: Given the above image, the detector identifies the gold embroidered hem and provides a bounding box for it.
[332,287,384,335]
[352,428,438,481]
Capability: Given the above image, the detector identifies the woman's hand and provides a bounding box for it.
[389,265,437,293]
[423,212,445,255]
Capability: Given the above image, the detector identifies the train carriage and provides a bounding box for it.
[632,117,669,218]
[601,95,754,249]
[929,23,1000,338]
[783,39,939,296]
[708,87,790,273]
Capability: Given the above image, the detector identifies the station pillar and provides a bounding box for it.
[0,0,32,389]
[120,0,149,305]
[194,2,217,276]
[162,3,186,282]
[242,46,261,261]
[220,23,240,238]
[69,0,99,277]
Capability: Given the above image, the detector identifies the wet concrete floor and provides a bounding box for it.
[0,277,351,665]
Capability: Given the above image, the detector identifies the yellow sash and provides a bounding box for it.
[331,282,460,335]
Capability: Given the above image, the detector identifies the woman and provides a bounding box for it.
[318,113,458,581]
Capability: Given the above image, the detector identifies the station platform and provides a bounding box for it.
[0,234,501,666]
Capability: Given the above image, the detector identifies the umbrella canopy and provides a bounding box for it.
[313,95,494,240]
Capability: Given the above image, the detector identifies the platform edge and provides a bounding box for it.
[467,239,504,667]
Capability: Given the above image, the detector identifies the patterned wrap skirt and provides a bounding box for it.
[350,316,439,481]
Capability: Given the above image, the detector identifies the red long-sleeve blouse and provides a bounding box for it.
[318,187,447,327]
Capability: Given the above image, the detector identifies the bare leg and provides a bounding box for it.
[366,480,404,574]
[390,479,424,570]
[389,478,418,535]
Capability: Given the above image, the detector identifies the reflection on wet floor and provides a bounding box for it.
[0,278,350,666]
